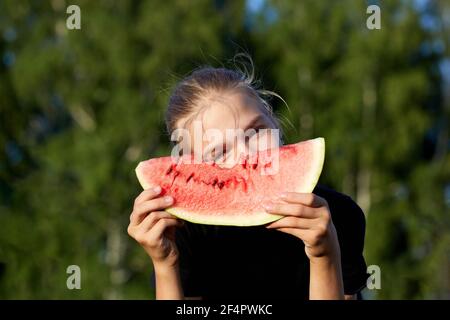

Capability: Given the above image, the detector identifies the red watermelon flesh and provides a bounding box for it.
[135,137,325,226]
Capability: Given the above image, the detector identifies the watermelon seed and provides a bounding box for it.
[217,181,225,189]
[166,166,173,175]
[186,173,194,183]
[170,171,180,187]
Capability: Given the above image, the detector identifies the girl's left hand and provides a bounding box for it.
[264,192,340,262]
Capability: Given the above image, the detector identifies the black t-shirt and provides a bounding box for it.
[162,184,368,299]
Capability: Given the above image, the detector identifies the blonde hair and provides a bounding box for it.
[165,54,287,140]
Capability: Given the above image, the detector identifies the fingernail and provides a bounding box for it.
[279,192,288,198]
[164,196,173,204]
[153,186,161,194]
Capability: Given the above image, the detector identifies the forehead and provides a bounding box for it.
[194,90,264,132]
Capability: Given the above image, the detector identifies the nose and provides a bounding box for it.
[219,129,280,167]
[230,129,281,161]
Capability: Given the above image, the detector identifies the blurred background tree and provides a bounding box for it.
[0,0,448,299]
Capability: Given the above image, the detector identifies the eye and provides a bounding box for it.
[245,126,265,141]
[215,144,226,159]
[204,143,228,162]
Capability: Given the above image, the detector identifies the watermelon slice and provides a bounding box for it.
[135,137,325,226]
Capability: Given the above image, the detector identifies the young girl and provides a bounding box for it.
[127,65,368,300]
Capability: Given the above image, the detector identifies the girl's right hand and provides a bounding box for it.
[127,186,183,268]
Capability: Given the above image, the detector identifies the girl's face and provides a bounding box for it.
[176,89,279,166]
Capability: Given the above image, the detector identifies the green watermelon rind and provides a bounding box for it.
[136,137,325,227]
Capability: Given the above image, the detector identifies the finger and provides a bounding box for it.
[139,211,177,231]
[134,186,162,206]
[130,195,174,225]
[279,192,327,208]
[263,202,319,218]
[266,216,316,229]
[148,218,184,243]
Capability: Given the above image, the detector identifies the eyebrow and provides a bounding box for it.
[243,114,266,132]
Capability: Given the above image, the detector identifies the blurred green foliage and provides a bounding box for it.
[0,0,449,299]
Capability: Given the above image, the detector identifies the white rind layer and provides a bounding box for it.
[167,207,282,227]
[296,137,325,194]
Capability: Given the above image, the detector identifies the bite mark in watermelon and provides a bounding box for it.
[135,137,325,226]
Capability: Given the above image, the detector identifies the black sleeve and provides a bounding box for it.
[329,194,369,295]
[174,222,204,297]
